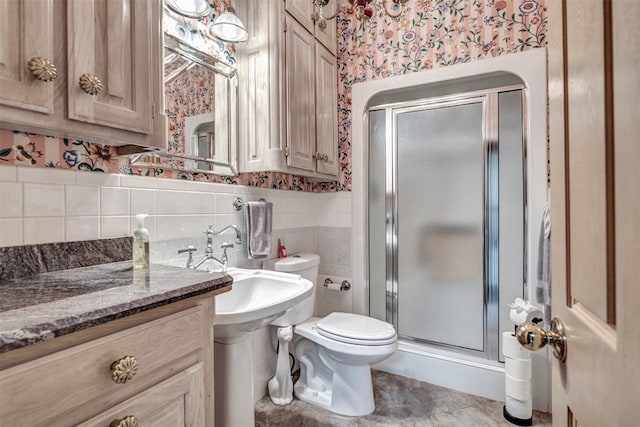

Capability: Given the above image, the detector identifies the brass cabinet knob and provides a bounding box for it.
[27,57,58,82]
[79,73,103,95]
[317,19,327,30]
[110,355,138,384]
[110,415,138,427]
[311,11,320,22]
[516,317,567,362]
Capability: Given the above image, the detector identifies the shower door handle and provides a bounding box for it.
[515,317,567,362]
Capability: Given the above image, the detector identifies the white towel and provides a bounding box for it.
[245,201,273,259]
[536,201,551,324]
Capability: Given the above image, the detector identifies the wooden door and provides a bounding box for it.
[0,0,54,114]
[285,15,316,172]
[315,43,338,177]
[67,0,153,134]
[548,1,639,425]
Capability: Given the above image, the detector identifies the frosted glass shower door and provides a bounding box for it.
[395,100,485,351]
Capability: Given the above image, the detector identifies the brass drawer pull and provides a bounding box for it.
[110,415,138,427]
[79,73,103,95]
[28,57,58,82]
[110,355,138,384]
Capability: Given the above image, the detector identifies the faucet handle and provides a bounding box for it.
[221,242,234,249]
[178,246,197,269]
[177,246,197,254]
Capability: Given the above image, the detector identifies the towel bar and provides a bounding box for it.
[233,197,267,211]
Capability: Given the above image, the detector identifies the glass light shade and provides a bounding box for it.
[210,6,248,43]
[165,0,210,18]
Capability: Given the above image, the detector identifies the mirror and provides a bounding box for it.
[162,33,238,175]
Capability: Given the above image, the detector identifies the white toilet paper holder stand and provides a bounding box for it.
[323,278,351,291]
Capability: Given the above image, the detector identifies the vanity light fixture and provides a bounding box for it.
[165,0,210,19]
[210,6,248,43]
[313,0,409,23]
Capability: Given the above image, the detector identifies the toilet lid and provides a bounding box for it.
[316,312,397,346]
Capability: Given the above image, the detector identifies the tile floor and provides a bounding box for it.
[255,370,552,426]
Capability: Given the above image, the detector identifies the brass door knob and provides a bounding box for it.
[516,317,567,362]
[79,73,103,95]
[110,355,138,384]
[28,57,58,82]
[110,415,138,427]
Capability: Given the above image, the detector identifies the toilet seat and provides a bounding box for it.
[316,312,397,346]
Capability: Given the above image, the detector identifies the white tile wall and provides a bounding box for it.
[100,187,130,216]
[66,185,100,216]
[23,217,65,244]
[0,182,22,217]
[1,164,356,405]
[23,183,65,217]
[0,218,22,246]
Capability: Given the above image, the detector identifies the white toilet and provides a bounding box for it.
[263,254,398,416]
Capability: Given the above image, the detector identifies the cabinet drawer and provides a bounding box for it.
[77,363,205,427]
[0,305,205,426]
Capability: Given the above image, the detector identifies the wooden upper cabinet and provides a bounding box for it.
[236,0,338,179]
[0,0,166,151]
[67,0,153,134]
[285,0,315,33]
[315,44,338,176]
[285,15,316,172]
[285,0,336,53]
[0,0,55,114]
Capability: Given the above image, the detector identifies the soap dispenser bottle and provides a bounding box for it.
[133,214,149,269]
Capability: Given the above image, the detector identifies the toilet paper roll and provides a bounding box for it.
[505,394,533,419]
[508,298,544,325]
[325,281,342,292]
[505,373,531,401]
[505,357,532,380]
[509,306,544,325]
[502,331,531,360]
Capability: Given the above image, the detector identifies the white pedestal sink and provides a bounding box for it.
[213,268,313,427]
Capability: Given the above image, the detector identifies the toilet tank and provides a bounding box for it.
[263,253,320,326]
[262,253,320,285]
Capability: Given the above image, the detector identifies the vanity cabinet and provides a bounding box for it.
[0,298,215,426]
[237,0,339,179]
[0,0,167,152]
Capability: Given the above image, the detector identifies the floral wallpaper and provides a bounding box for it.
[333,0,547,191]
[0,0,546,193]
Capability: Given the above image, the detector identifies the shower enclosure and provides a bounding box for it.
[368,84,527,362]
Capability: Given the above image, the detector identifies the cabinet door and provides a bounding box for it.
[0,0,54,114]
[285,16,316,172]
[285,0,336,54]
[314,11,336,54]
[76,364,205,427]
[285,0,315,34]
[67,0,153,134]
[315,44,338,176]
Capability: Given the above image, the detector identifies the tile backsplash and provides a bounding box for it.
[0,164,352,278]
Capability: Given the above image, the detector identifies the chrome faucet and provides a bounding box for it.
[182,225,241,272]
[213,224,242,244]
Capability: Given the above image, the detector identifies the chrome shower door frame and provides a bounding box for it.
[373,86,525,361]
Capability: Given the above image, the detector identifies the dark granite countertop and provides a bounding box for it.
[0,261,232,353]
